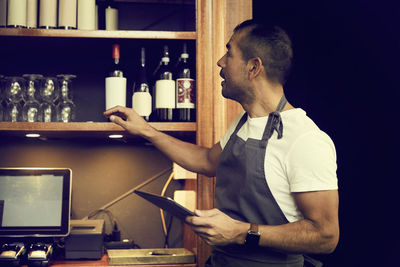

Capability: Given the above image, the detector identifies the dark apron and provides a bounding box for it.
[210,95,306,267]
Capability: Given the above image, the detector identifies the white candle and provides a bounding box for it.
[105,6,118,31]
[95,4,98,30]
[39,0,57,28]
[0,0,7,27]
[59,0,77,29]
[7,0,27,28]
[26,0,37,28]
[78,0,95,30]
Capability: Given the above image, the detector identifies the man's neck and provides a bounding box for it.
[242,83,293,118]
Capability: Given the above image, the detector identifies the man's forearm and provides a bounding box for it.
[142,127,217,177]
[261,219,338,254]
[236,219,339,254]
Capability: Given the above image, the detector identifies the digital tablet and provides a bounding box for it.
[134,190,196,221]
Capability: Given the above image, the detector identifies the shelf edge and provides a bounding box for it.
[0,28,196,40]
[0,122,197,132]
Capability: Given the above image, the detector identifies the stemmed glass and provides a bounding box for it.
[56,74,76,122]
[4,76,25,122]
[22,74,43,122]
[39,77,59,122]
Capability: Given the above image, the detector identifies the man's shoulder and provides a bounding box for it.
[282,108,321,135]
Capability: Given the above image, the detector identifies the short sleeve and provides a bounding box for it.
[286,131,338,192]
[219,111,246,150]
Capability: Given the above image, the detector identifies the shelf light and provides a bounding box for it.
[25,133,41,138]
[108,134,123,139]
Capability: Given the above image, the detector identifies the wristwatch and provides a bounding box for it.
[244,223,261,247]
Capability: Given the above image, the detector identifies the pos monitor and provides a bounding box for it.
[0,168,72,237]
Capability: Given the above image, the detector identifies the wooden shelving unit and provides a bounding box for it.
[0,1,252,266]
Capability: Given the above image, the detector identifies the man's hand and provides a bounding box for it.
[186,209,248,246]
[103,106,154,137]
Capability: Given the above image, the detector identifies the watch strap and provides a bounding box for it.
[249,223,258,233]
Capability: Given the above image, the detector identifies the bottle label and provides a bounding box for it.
[105,77,127,110]
[176,78,195,109]
[132,92,152,116]
[155,80,176,108]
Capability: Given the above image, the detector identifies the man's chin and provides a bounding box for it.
[221,89,235,101]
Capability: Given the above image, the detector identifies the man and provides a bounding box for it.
[104,20,339,266]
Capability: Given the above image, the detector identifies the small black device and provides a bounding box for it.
[0,242,26,266]
[64,219,104,260]
[134,190,195,221]
[27,243,53,267]
[244,223,261,247]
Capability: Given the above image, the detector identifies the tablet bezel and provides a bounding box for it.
[134,190,195,221]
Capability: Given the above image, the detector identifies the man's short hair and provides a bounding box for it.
[234,19,293,85]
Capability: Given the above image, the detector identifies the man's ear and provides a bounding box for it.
[247,57,263,80]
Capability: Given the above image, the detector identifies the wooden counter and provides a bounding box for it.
[22,254,196,267]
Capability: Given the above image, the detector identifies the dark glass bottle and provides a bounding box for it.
[132,47,152,121]
[105,43,127,111]
[109,44,123,78]
[154,45,175,121]
[175,43,195,122]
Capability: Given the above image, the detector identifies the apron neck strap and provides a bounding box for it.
[260,94,287,147]
[276,94,287,113]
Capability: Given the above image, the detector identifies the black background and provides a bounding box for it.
[253,0,399,266]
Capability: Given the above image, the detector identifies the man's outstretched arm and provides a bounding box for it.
[104,106,222,177]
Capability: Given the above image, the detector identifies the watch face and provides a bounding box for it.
[245,231,261,247]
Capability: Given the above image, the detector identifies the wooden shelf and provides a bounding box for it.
[0,28,196,40]
[0,122,196,139]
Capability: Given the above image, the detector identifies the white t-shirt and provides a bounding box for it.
[219,108,338,222]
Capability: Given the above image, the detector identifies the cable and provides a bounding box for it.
[82,168,172,220]
[88,209,119,242]
[160,171,174,248]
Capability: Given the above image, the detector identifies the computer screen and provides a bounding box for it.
[0,168,72,237]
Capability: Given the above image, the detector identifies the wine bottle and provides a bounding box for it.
[105,44,127,110]
[175,42,195,122]
[154,45,175,121]
[132,47,152,121]
[109,44,123,77]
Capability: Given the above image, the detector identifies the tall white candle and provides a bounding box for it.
[95,4,98,30]
[0,0,7,27]
[39,0,57,28]
[78,0,95,30]
[59,0,77,29]
[26,0,37,28]
[105,6,118,31]
[7,0,27,28]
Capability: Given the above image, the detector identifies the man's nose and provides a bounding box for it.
[217,54,226,68]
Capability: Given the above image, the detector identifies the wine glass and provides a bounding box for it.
[22,74,43,122]
[3,76,25,122]
[56,74,76,122]
[39,76,59,104]
[39,77,59,122]
[4,76,25,104]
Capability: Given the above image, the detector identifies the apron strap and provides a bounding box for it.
[260,94,287,148]
[232,112,249,136]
